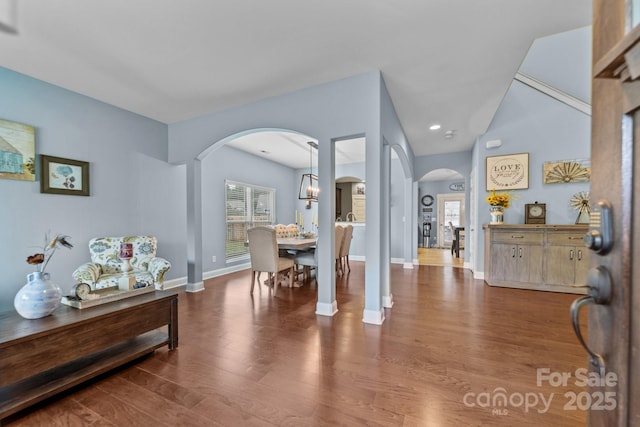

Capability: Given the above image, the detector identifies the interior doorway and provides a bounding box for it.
[437,193,465,248]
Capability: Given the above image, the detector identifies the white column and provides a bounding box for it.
[186,159,204,292]
[363,134,385,325]
[403,176,414,269]
[381,145,393,308]
[316,137,337,316]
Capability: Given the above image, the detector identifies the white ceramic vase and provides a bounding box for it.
[14,272,62,319]
[489,206,505,224]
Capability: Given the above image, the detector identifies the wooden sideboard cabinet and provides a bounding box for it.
[483,224,589,294]
[0,291,178,421]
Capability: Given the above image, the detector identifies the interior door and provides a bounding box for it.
[580,1,639,425]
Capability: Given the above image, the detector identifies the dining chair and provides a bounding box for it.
[294,238,318,283]
[247,226,294,296]
[335,225,346,276]
[449,221,457,255]
[449,221,464,257]
[286,224,300,238]
[274,224,288,238]
[339,224,353,273]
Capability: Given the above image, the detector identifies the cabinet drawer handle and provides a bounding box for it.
[512,247,516,258]
[511,235,525,239]
[577,250,582,261]
[570,249,574,260]
[519,247,523,258]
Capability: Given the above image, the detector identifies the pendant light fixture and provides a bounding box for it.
[298,141,319,209]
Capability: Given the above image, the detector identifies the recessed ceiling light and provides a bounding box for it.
[429,124,441,131]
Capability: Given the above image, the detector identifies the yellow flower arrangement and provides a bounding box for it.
[486,190,515,208]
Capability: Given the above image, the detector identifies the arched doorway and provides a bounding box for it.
[418,168,465,267]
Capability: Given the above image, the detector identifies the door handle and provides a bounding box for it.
[570,265,612,373]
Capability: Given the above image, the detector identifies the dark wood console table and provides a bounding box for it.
[0,290,178,420]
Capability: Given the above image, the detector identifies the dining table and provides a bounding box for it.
[278,237,317,287]
[277,237,317,251]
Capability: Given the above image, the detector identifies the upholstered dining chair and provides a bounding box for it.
[335,225,346,276]
[293,238,318,284]
[339,224,353,273]
[247,226,294,296]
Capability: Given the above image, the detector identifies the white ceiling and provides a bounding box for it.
[0,1,591,158]
[225,131,367,169]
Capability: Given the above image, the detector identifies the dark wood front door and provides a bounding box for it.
[587,1,640,425]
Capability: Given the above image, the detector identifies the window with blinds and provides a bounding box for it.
[225,180,276,262]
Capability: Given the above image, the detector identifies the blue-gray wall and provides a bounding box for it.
[471,26,591,274]
[0,66,186,311]
[418,178,466,244]
[201,145,298,273]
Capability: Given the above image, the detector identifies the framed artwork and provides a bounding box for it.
[0,118,36,181]
[543,159,590,184]
[40,155,90,196]
[486,152,529,190]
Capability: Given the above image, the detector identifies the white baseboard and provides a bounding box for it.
[162,277,187,290]
[316,301,338,316]
[350,255,365,262]
[161,263,251,292]
[186,281,205,292]
[474,271,485,281]
[362,308,385,325]
[403,262,413,269]
[203,262,251,280]
[383,294,394,308]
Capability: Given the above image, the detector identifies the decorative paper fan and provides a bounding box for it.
[546,161,591,184]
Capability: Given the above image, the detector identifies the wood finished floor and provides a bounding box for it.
[5,262,588,426]
[417,248,464,268]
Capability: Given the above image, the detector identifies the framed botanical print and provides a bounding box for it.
[486,152,529,190]
[40,155,90,196]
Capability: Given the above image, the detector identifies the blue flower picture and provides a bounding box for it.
[49,162,81,190]
[40,155,90,196]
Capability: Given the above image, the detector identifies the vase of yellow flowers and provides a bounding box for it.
[486,190,514,224]
[14,234,72,319]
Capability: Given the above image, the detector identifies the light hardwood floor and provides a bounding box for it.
[418,247,464,268]
[5,262,587,426]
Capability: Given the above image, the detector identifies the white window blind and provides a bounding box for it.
[225,180,275,262]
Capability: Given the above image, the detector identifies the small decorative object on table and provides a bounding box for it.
[118,242,135,290]
[486,190,516,224]
[570,191,591,224]
[119,242,133,272]
[524,202,546,224]
[15,233,73,319]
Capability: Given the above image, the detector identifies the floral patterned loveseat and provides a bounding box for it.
[72,236,171,290]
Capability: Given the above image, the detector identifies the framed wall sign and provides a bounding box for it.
[40,155,90,196]
[449,182,464,191]
[486,152,529,190]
